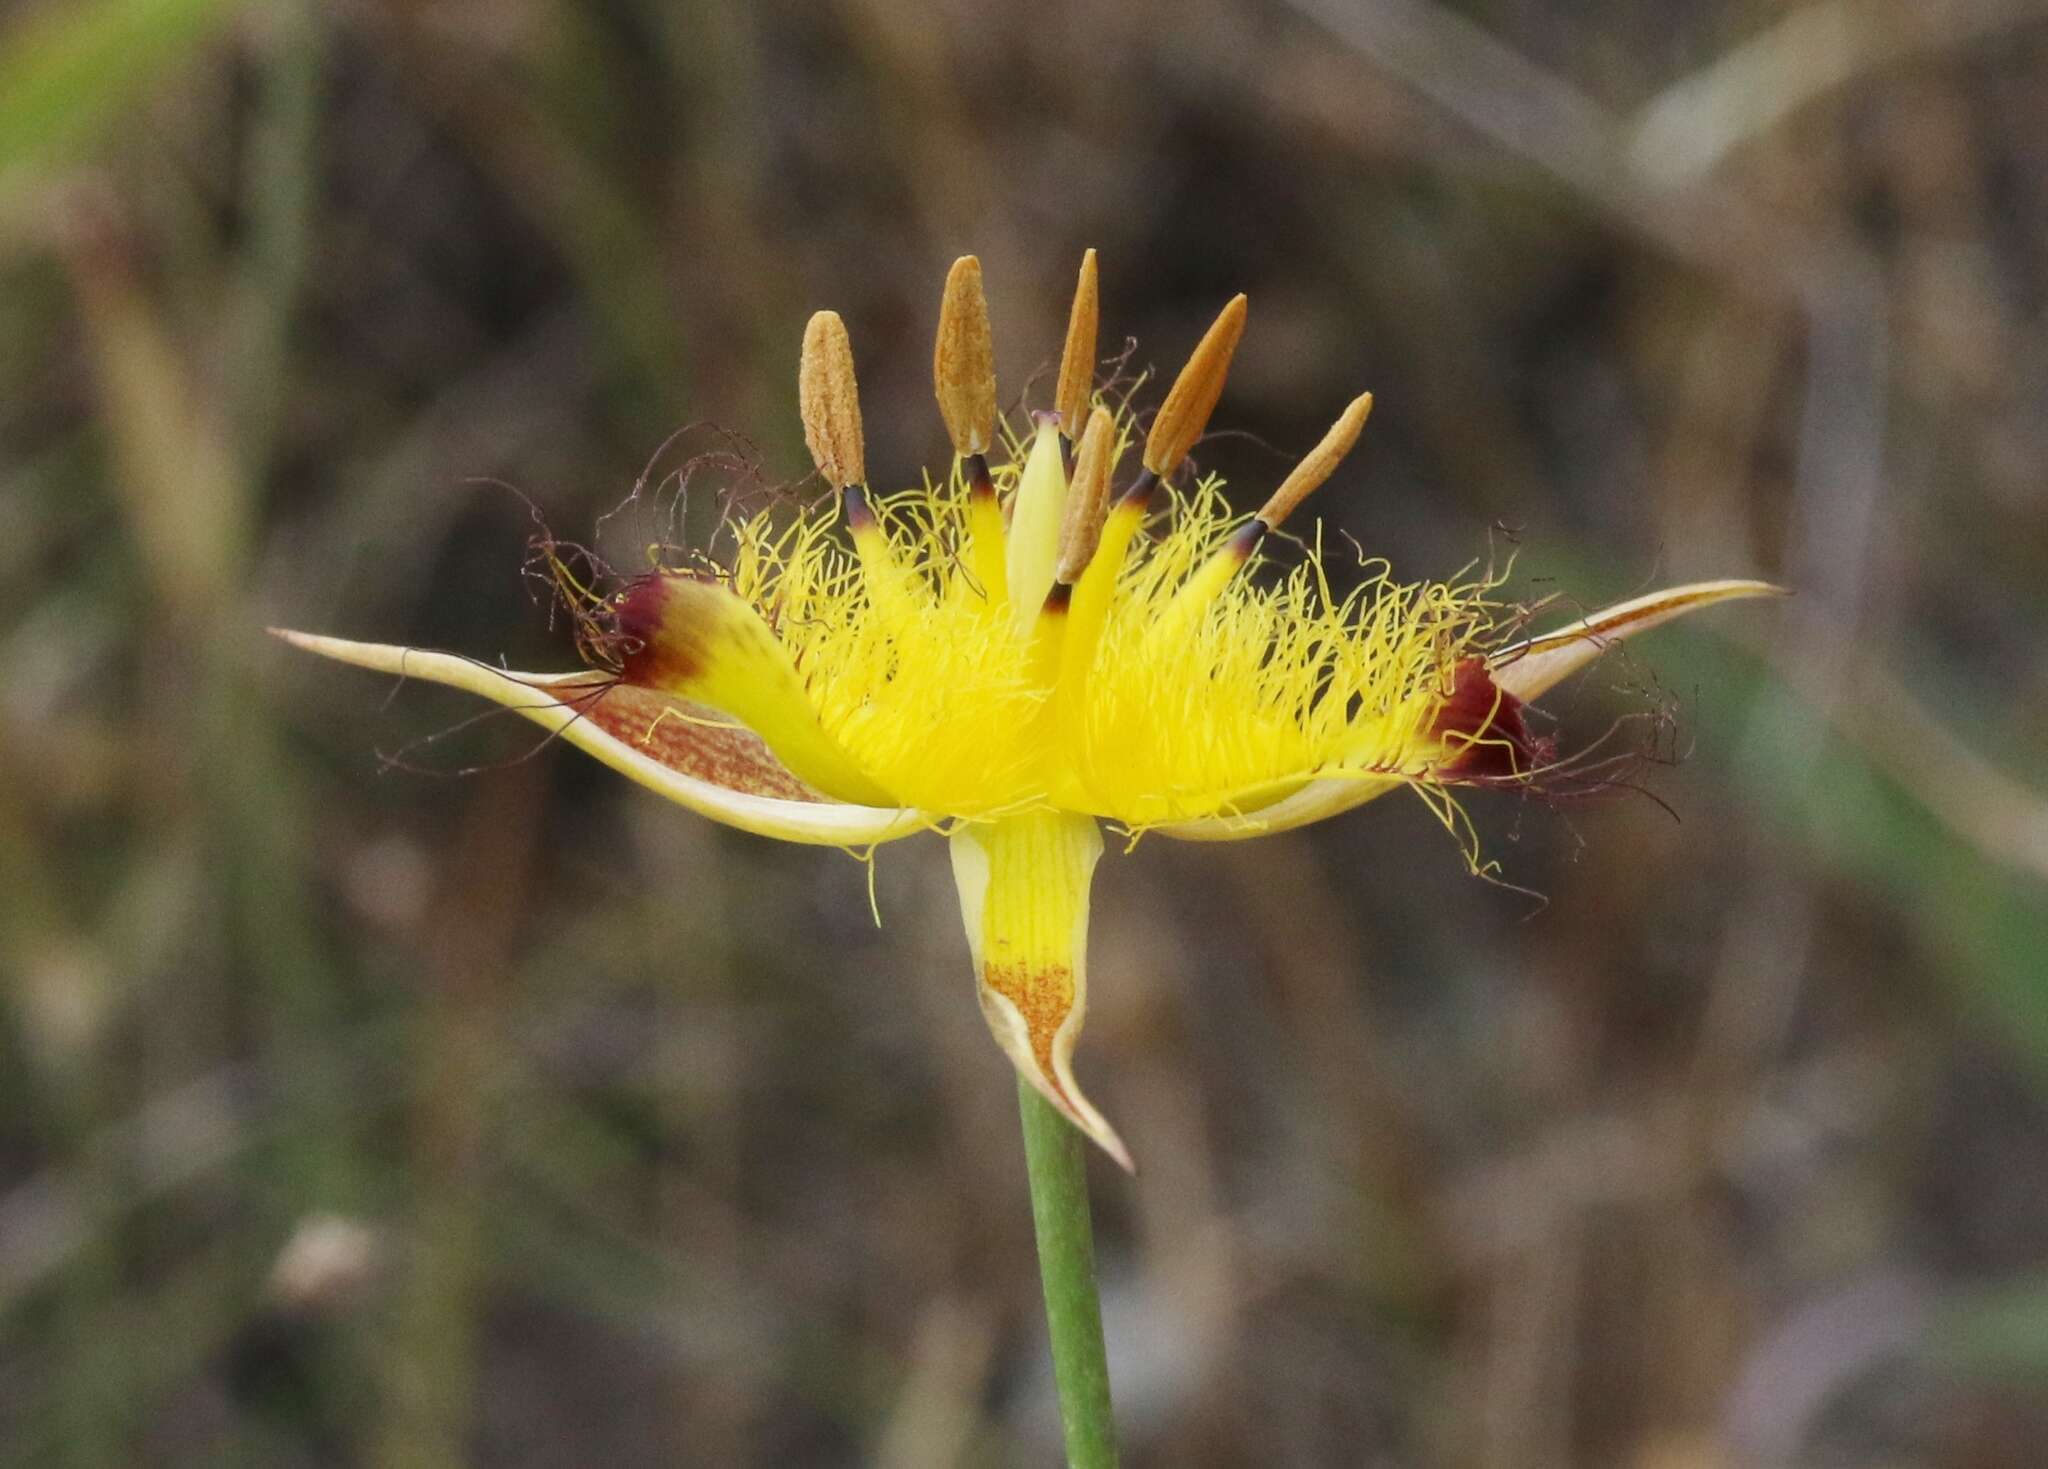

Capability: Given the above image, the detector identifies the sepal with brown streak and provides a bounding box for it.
[948,811,1133,1171]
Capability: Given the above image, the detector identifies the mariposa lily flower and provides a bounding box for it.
[277,253,1780,1170]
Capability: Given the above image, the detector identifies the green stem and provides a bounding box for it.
[1018,1079,1119,1469]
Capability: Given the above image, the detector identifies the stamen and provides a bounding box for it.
[934,255,997,457]
[1052,410,1140,723]
[1054,248,1100,445]
[798,315,914,625]
[1054,406,1118,584]
[799,310,865,489]
[1256,392,1373,529]
[1143,293,1247,479]
[1151,393,1374,644]
[933,256,1008,606]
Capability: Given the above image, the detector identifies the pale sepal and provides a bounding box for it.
[1487,578,1787,703]
[948,811,1134,1171]
[271,631,926,847]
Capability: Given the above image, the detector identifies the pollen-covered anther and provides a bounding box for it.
[1258,392,1374,529]
[1054,406,1119,585]
[933,255,997,457]
[799,309,865,487]
[1054,248,1100,441]
[1144,293,1247,478]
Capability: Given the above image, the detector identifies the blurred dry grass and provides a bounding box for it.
[4,0,2048,1464]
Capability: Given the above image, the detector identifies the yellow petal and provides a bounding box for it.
[1153,578,1786,842]
[616,573,900,807]
[1488,578,1788,703]
[271,630,925,847]
[948,811,1132,1171]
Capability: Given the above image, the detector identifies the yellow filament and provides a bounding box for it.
[1055,496,1146,725]
[847,494,924,635]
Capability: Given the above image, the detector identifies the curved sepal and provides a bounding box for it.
[1487,578,1787,703]
[948,812,1133,1171]
[271,630,926,847]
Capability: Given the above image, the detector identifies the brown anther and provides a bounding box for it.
[800,310,866,487]
[1054,249,1099,438]
[1055,406,1119,583]
[1257,392,1373,527]
[1144,293,1247,478]
[933,256,997,456]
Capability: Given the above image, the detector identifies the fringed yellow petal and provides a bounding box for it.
[616,574,899,807]
[1153,578,1787,841]
[948,811,1131,1171]
[1489,578,1789,703]
[270,631,925,846]
[1005,418,1070,634]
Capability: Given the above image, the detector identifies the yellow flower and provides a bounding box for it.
[277,253,1780,1170]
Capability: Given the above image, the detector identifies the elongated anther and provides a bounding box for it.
[1054,248,1100,440]
[1257,392,1373,528]
[1054,406,1119,584]
[1144,293,1247,478]
[800,310,865,487]
[934,256,997,456]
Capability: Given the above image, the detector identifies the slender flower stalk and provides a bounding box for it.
[1019,1080,1118,1469]
[276,254,1781,1459]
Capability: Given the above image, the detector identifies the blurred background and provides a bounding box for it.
[5,0,2048,1464]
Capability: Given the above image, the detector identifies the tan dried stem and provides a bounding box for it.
[1055,407,1119,583]
[934,256,997,456]
[1054,249,1100,437]
[1257,392,1374,527]
[800,310,866,487]
[1144,294,1247,477]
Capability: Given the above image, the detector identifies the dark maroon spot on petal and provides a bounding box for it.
[614,573,707,689]
[1431,658,1556,780]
